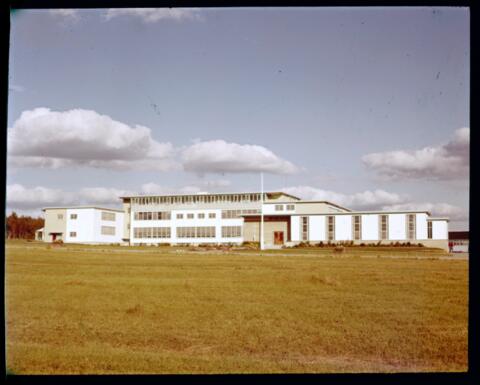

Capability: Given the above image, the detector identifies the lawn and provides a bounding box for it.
[5,240,468,374]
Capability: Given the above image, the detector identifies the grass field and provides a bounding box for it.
[5,240,468,374]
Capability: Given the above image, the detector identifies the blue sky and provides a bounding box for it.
[6,7,469,229]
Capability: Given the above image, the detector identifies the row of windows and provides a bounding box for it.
[132,226,243,239]
[275,204,295,211]
[222,226,242,238]
[177,227,216,238]
[134,227,171,238]
[221,209,261,219]
[67,212,116,221]
[132,194,267,206]
[134,211,172,220]
[300,214,419,241]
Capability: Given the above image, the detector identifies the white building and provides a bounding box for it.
[39,206,124,244]
[119,192,450,250]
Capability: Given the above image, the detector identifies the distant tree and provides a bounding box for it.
[5,212,44,239]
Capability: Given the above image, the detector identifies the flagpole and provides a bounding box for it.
[260,172,264,250]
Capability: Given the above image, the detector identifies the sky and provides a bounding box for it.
[6,7,470,230]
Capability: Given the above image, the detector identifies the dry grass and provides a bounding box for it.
[5,240,468,374]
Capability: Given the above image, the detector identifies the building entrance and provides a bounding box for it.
[274,231,284,245]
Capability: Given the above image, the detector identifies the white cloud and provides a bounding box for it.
[104,8,202,23]
[7,108,178,171]
[281,185,467,222]
[49,9,80,22]
[281,186,407,210]
[6,184,132,211]
[181,140,299,175]
[362,127,469,180]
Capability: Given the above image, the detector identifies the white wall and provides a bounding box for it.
[432,220,448,240]
[64,209,124,244]
[290,216,300,241]
[335,215,352,241]
[94,210,124,243]
[416,213,428,240]
[388,214,406,241]
[65,208,95,243]
[131,209,244,244]
[262,203,296,215]
[361,214,379,241]
[309,216,326,241]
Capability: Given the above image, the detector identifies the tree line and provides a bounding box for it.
[5,212,44,239]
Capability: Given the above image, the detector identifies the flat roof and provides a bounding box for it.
[42,206,123,213]
[120,191,301,200]
[427,217,450,221]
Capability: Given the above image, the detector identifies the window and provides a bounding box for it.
[301,216,308,241]
[177,227,215,238]
[157,212,171,220]
[222,210,245,219]
[407,214,416,240]
[379,215,388,240]
[222,226,242,238]
[177,213,183,219]
[209,213,216,219]
[187,213,194,219]
[275,204,284,211]
[102,211,116,221]
[286,205,295,211]
[177,227,195,238]
[57,214,63,220]
[198,213,205,219]
[327,216,335,241]
[196,226,216,238]
[353,215,361,240]
[70,214,77,219]
[70,232,77,237]
[427,221,433,239]
[101,226,116,236]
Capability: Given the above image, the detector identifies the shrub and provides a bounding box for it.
[360,243,365,247]
[334,246,345,253]
[318,241,324,248]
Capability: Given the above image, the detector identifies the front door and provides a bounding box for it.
[52,233,57,241]
[274,231,284,245]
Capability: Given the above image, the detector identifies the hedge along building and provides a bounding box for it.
[120,192,449,250]
[39,206,124,244]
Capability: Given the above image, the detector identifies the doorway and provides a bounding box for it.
[274,231,284,245]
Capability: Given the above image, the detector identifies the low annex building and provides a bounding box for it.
[38,206,124,244]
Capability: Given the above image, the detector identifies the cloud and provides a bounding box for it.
[6,183,220,214]
[181,140,299,175]
[281,185,467,222]
[6,184,132,211]
[362,127,469,180]
[7,108,178,171]
[49,9,80,22]
[104,8,203,23]
[281,186,407,210]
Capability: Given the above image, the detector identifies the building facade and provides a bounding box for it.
[39,206,124,244]
[119,192,450,250]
